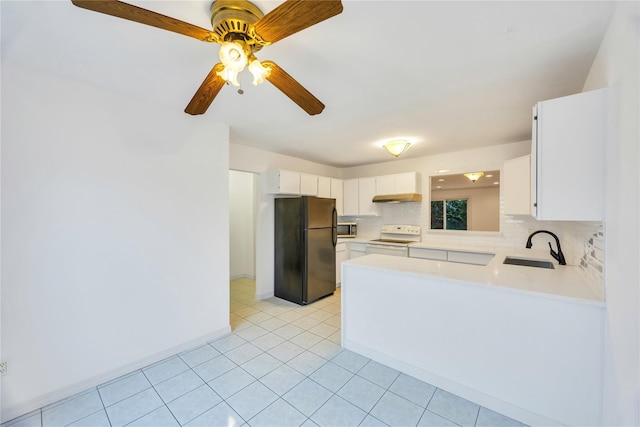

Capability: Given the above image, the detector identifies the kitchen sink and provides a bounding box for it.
[503,256,555,269]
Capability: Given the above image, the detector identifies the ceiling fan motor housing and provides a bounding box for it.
[210,0,265,47]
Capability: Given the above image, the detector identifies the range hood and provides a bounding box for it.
[372,193,423,203]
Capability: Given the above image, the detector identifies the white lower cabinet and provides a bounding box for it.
[409,247,494,266]
[409,247,447,261]
[336,242,347,285]
[347,242,367,259]
[446,250,494,266]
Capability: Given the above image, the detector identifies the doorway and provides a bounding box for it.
[229,170,258,281]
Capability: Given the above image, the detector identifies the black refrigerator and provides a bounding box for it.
[275,196,337,305]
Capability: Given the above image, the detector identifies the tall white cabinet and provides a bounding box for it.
[531,88,606,221]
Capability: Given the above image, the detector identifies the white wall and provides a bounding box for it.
[1,64,231,421]
[229,170,256,279]
[582,3,640,425]
[341,141,530,180]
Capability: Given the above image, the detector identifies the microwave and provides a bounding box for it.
[337,222,357,238]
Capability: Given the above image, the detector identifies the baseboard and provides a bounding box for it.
[255,291,274,300]
[343,339,561,427]
[1,326,231,424]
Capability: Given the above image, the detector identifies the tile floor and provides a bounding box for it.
[3,278,528,427]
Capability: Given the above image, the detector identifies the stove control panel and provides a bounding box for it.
[380,224,421,235]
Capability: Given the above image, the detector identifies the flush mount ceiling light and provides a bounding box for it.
[383,140,411,157]
[464,172,485,183]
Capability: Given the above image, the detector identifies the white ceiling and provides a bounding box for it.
[1,0,616,167]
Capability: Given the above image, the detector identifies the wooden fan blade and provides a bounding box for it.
[252,0,343,44]
[71,1,218,42]
[185,63,226,115]
[263,61,324,115]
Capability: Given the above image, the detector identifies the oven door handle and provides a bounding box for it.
[366,243,407,250]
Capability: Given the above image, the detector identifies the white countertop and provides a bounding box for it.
[343,247,604,307]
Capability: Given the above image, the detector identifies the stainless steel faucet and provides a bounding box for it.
[526,230,567,265]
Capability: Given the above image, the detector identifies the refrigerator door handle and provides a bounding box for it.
[332,207,338,246]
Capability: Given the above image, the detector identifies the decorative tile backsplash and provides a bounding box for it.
[342,197,604,290]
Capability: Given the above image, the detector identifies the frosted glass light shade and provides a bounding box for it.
[248,59,270,85]
[383,140,411,157]
[218,41,247,86]
[216,67,241,87]
[464,172,485,183]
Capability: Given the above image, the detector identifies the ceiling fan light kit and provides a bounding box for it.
[71,0,343,115]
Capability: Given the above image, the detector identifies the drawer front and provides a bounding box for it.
[409,247,447,261]
[447,251,494,266]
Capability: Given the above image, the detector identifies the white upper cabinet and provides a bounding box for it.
[503,155,531,215]
[300,173,318,196]
[318,176,331,198]
[343,178,377,216]
[532,88,606,220]
[358,177,377,216]
[330,178,344,216]
[343,179,359,216]
[375,172,421,195]
[375,175,395,195]
[265,169,300,195]
[265,170,336,200]
[395,172,420,193]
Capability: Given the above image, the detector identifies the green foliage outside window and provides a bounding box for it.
[431,199,468,230]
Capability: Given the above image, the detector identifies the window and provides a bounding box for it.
[431,199,468,230]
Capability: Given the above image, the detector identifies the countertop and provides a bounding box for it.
[343,247,604,307]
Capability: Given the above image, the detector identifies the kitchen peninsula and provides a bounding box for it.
[341,250,604,426]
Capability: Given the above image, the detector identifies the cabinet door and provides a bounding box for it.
[300,173,318,196]
[447,251,494,266]
[331,178,344,216]
[317,176,331,198]
[266,169,300,194]
[358,178,377,216]
[335,243,347,285]
[375,175,395,195]
[348,243,367,259]
[409,247,447,261]
[533,89,605,220]
[343,179,359,215]
[503,155,531,215]
[395,172,419,193]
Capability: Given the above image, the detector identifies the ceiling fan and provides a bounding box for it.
[71,0,343,115]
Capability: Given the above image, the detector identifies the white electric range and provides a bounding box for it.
[366,224,421,257]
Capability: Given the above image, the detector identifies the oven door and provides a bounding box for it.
[365,243,408,257]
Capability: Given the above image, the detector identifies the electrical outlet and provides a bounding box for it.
[0,361,7,374]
